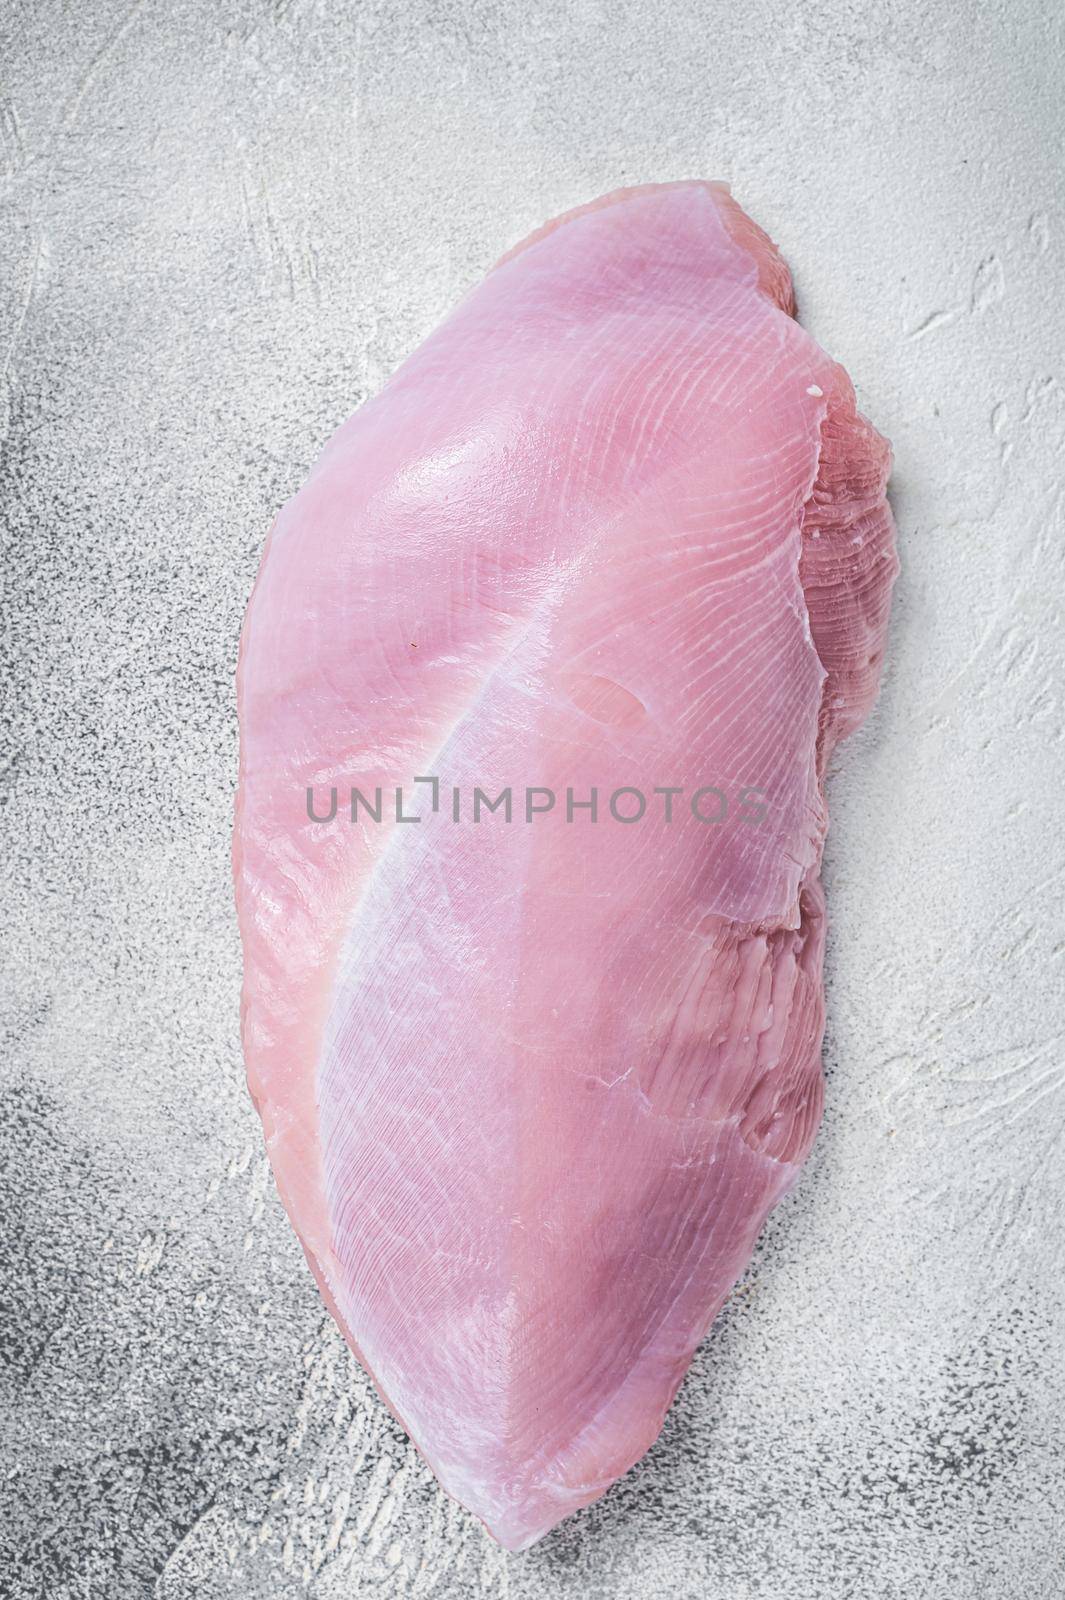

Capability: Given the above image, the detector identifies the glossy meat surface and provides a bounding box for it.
[234,182,897,1548]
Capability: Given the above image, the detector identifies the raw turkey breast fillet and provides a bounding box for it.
[234,181,897,1549]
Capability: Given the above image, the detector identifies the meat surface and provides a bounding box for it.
[234,181,897,1549]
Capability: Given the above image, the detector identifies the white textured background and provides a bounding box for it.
[2,2,1063,1595]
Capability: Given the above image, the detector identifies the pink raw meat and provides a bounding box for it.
[234,182,897,1549]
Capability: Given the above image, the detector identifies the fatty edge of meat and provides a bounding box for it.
[233,182,899,1550]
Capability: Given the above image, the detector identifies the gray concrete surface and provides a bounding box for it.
[2,1,1064,1595]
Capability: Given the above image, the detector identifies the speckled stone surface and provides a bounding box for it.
[2,2,1063,1595]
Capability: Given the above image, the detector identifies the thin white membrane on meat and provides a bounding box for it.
[234,182,898,1549]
